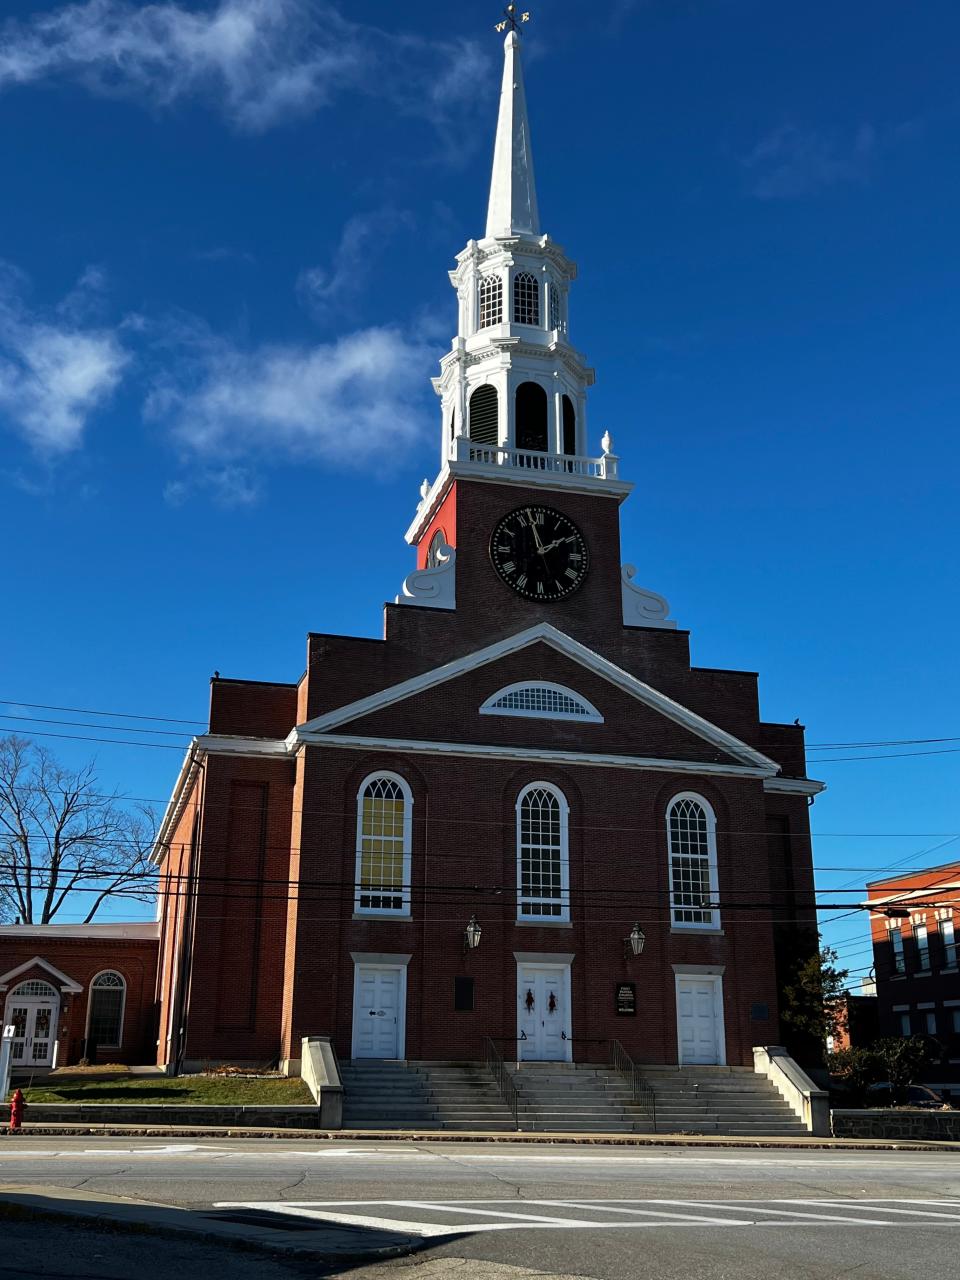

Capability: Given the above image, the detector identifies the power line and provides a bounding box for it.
[0,699,206,726]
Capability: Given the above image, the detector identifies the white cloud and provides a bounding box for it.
[146,320,436,475]
[0,265,129,453]
[742,124,878,200]
[297,208,413,320]
[0,0,490,134]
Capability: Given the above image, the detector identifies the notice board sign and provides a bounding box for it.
[615,982,636,1016]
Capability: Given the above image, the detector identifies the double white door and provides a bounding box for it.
[8,1000,56,1066]
[352,966,404,1059]
[676,975,724,1065]
[517,963,571,1061]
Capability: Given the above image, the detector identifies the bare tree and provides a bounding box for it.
[0,735,157,925]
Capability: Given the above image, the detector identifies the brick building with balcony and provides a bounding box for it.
[867,860,960,1089]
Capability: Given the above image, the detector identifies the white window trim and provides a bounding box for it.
[516,781,570,924]
[85,970,127,1050]
[667,791,720,932]
[354,771,413,918]
[480,681,603,724]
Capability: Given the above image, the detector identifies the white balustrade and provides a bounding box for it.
[450,437,618,480]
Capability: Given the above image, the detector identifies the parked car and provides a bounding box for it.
[866,1082,945,1108]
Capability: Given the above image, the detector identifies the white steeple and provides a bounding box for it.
[485,30,540,239]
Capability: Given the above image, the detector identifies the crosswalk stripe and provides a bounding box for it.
[665,1200,893,1225]
[523,1199,754,1225]
[782,1200,960,1221]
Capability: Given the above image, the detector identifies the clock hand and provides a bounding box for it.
[538,535,576,554]
[530,522,546,553]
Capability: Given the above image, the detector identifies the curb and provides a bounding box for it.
[3,1124,959,1152]
[0,1188,423,1266]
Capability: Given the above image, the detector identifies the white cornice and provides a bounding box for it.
[299,733,772,780]
[0,923,159,942]
[293,621,779,773]
[763,776,826,796]
[151,735,291,865]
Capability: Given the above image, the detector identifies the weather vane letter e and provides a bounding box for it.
[495,5,531,34]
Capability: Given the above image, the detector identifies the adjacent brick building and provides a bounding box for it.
[866,860,960,1088]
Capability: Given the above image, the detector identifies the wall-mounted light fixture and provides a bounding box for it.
[623,922,645,958]
[464,915,482,952]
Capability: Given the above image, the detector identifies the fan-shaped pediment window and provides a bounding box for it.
[480,682,603,723]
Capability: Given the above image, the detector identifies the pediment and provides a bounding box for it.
[293,623,777,773]
[0,955,83,993]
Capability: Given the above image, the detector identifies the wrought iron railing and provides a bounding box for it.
[484,1036,521,1130]
[609,1039,656,1131]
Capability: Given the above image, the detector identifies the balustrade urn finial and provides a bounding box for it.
[601,431,613,456]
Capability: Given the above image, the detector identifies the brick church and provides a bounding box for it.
[1,30,823,1077]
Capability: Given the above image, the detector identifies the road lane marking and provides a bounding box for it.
[666,1200,895,1225]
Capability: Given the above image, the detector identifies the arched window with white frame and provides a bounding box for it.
[481,682,602,723]
[87,971,126,1050]
[355,772,413,915]
[517,783,569,922]
[667,793,719,929]
[478,274,502,328]
[513,271,540,325]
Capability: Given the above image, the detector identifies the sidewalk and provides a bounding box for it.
[3,1123,960,1151]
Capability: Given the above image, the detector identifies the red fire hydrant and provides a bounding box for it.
[9,1088,25,1134]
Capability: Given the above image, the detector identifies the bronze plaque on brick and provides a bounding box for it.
[615,983,636,1016]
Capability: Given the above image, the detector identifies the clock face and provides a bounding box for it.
[489,506,589,601]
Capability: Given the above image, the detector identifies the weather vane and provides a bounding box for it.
[495,4,531,33]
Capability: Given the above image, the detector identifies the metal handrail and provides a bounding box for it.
[484,1036,520,1131]
[609,1039,657,1131]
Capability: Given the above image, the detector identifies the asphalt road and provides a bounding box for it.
[2,1138,960,1279]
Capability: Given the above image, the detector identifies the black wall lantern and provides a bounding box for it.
[623,922,646,958]
[464,915,482,952]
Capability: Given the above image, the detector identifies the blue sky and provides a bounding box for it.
[1,0,958,980]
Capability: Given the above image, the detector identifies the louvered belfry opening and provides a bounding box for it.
[468,384,499,446]
[515,381,548,452]
[561,394,576,455]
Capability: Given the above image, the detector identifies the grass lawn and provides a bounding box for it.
[18,1072,314,1106]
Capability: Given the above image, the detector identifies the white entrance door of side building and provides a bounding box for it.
[517,962,571,1061]
[675,973,725,1065]
[352,964,405,1059]
[4,981,59,1068]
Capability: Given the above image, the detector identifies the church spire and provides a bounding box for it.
[485,29,540,239]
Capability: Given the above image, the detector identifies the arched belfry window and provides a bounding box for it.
[517,783,569,922]
[478,275,502,328]
[355,773,412,915]
[481,682,602,723]
[513,271,540,325]
[561,395,576,456]
[87,971,126,1049]
[667,794,719,930]
[468,384,499,446]
[515,382,548,453]
[549,283,564,332]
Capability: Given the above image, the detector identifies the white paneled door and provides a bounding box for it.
[517,963,571,1061]
[676,974,725,1065]
[352,965,404,1059]
[6,999,57,1067]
